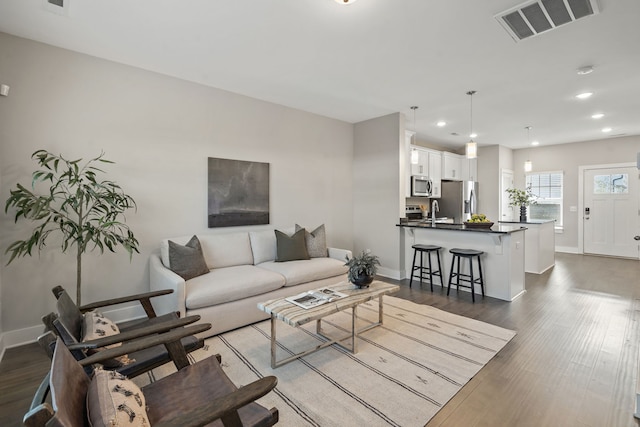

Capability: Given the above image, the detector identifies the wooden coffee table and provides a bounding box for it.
[257,281,399,368]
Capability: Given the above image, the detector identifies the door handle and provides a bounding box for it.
[634,236,640,241]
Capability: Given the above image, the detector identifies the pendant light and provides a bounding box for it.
[524,126,533,172]
[466,90,477,159]
[410,106,419,165]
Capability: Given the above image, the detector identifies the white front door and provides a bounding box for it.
[583,166,640,259]
[501,169,515,222]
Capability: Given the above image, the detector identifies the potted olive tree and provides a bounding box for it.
[4,149,139,304]
[506,186,537,222]
[345,250,381,288]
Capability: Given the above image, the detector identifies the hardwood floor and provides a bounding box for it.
[2,252,640,426]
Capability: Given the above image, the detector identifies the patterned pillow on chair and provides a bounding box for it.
[83,311,121,348]
[87,367,150,427]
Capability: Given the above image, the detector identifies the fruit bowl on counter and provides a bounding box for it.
[464,214,494,229]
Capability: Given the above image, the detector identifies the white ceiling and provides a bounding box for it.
[1,0,639,151]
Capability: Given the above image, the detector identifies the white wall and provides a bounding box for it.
[0,33,354,341]
[353,113,404,279]
[513,136,640,251]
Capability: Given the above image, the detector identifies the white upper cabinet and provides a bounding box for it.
[410,147,429,176]
[442,152,463,180]
[462,157,478,182]
[427,150,442,198]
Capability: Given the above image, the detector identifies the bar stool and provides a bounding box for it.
[409,244,444,291]
[447,248,485,302]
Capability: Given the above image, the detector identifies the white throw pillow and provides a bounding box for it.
[249,229,277,264]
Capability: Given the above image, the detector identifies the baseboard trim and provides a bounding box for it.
[556,246,580,254]
[377,267,402,281]
[0,305,145,362]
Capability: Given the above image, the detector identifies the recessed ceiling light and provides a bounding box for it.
[531,141,539,146]
[602,127,612,133]
[577,66,594,75]
[436,121,447,127]
[591,113,604,119]
[469,132,477,138]
[576,92,593,99]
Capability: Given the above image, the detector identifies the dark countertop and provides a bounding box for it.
[397,221,527,235]
[499,220,555,225]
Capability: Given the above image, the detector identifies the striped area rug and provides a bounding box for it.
[142,296,515,426]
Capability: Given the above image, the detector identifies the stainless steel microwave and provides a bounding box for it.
[411,175,432,197]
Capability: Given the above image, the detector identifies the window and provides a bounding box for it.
[526,171,563,227]
[593,174,629,194]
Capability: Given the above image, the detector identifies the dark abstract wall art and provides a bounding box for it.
[207,157,270,228]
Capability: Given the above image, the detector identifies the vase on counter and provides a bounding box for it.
[519,206,527,222]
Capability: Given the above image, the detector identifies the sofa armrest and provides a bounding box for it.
[328,247,352,262]
[149,253,187,317]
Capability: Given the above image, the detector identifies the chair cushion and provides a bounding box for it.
[295,223,328,258]
[275,228,309,262]
[87,368,149,427]
[185,265,285,309]
[83,311,121,349]
[168,235,210,280]
[257,257,348,287]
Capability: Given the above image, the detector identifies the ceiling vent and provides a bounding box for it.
[496,0,600,42]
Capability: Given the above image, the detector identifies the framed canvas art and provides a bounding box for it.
[207,157,270,228]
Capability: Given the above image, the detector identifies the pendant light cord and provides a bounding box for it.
[467,90,476,139]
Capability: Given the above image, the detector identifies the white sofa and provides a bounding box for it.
[149,229,351,337]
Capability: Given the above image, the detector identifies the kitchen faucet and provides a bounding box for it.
[431,199,439,225]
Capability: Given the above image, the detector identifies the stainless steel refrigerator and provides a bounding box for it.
[438,180,479,223]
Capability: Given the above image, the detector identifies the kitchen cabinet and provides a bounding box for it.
[442,153,463,180]
[462,157,477,181]
[410,145,429,176]
[427,150,441,198]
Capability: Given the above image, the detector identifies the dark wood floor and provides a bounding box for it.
[2,253,640,426]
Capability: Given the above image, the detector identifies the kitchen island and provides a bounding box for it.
[500,220,555,274]
[398,222,526,301]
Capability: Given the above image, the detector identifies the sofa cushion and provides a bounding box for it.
[295,224,328,258]
[185,265,285,309]
[257,257,348,287]
[275,229,309,262]
[168,236,210,280]
[249,229,277,265]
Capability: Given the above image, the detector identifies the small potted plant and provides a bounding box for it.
[345,250,380,288]
[506,186,537,222]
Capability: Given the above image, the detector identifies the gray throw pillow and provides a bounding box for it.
[275,228,310,262]
[168,235,209,280]
[295,224,328,258]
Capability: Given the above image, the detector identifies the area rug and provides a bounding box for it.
[138,296,516,426]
